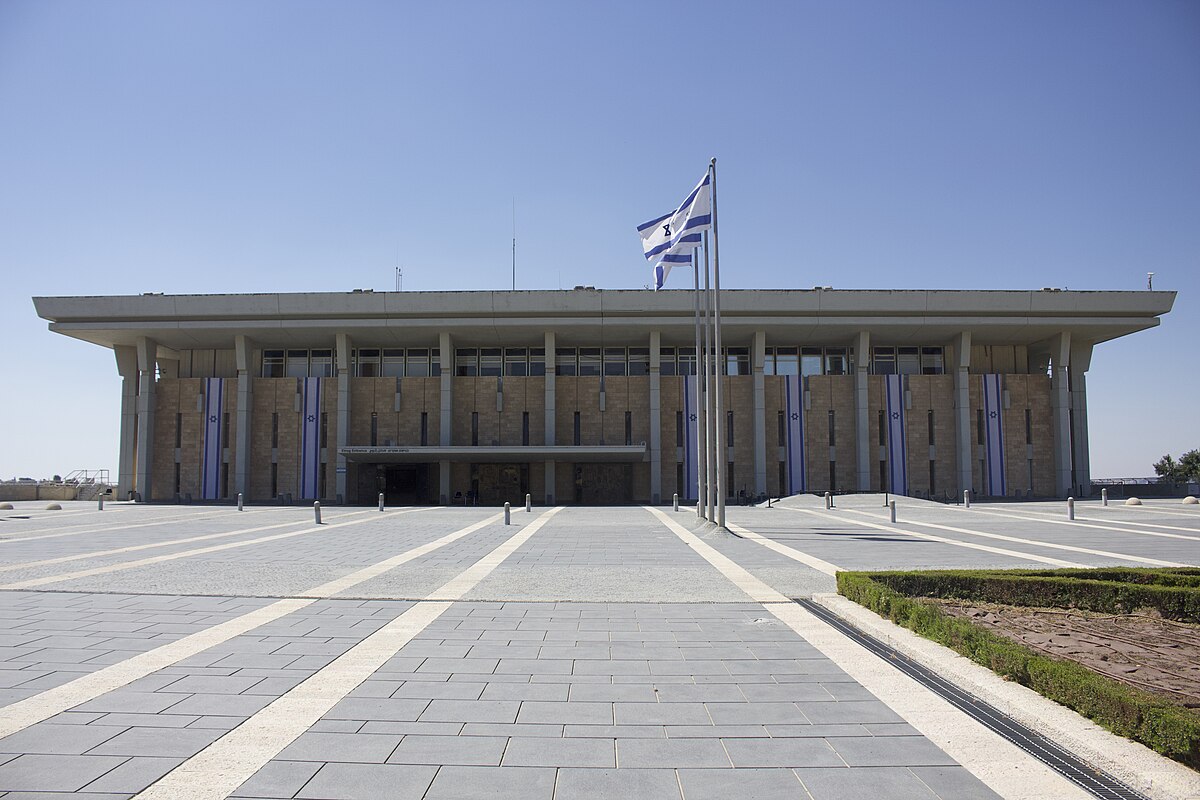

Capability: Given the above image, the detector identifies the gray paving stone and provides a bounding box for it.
[0,754,128,791]
[419,699,519,723]
[705,702,808,725]
[909,766,1004,800]
[566,684,658,703]
[677,767,808,800]
[795,766,939,800]
[501,736,615,767]
[324,697,430,721]
[614,701,712,726]
[0,723,127,755]
[423,765,556,800]
[516,701,612,725]
[278,732,402,763]
[616,737,731,768]
[554,767,682,799]
[75,691,187,714]
[80,755,183,793]
[828,736,960,767]
[296,762,438,800]
[162,693,275,717]
[479,682,568,702]
[797,700,904,725]
[387,734,507,766]
[460,723,564,738]
[389,681,485,700]
[87,726,222,757]
[563,724,666,738]
[723,737,845,767]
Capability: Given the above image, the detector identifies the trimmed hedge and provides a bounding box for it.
[837,570,1200,769]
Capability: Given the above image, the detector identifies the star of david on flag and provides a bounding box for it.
[636,172,712,290]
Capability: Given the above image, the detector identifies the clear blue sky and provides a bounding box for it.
[1,1,1197,480]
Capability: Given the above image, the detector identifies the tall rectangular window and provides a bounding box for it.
[676,411,684,447]
[382,348,405,377]
[522,411,530,446]
[604,348,627,376]
[356,348,380,377]
[927,410,935,445]
[777,411,785,447]
[578,348,601,376]
[977,409,985,445]
[310,349,333,378]
[429,348,441,377]
[825,347,848,376]
[573,412,581,446]
[1025,409,1033,444]
[262,350,285,377]
[406,348,430,377]
[420,411,428,446]
[479,348,502,377]
[505,348,528,377]
[800,347,823,377]
[898,347,920,375]
[627,347,649,376]
[878,410,886,446]
[660,347,677,377]
[528,348,546,376]
[828,410,836,447]
[726,411,735,446]
[370,412,378,446]
[471,412,479,446]
[872,346,896,375]
[174,413,182,448]
[921,347,944,375]
[677,347,697,376]
[455,349,478,377]
[624,411,632,446]
[271,413,279,448]
[285,350,308,378]
[555,348,577,376]
[775,346,799,376]
[725,347,749,376]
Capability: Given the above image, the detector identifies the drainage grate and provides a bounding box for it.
[794,598,1151,800]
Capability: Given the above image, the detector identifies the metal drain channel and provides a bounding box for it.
[793,598,1150,800]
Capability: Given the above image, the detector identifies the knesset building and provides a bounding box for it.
[35,288,1173,506]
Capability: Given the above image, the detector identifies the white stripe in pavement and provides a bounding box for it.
[135,507,564,800]
[0,509,506,741]
[725,521,840,576]
[0,509,274,544]
[0,511,375,573]
[959,505,1200,541]
[0,510,383,590]
[644,506,1090,800]
[784,507,1086,568]
[840,508,1186,567]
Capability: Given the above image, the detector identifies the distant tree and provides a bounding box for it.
[1153,451,1200,483]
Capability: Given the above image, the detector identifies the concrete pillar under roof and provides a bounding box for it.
[953,331,973,497]
[234,335,255,500]
[1070,340,1093,497]
[544,330,556,504]
[114,345,138,500]
[854,330,871,492]
[649,330,661,505]
[752,331,767,497]
[439,331,453,505]
[134,336,158,501]
[335,333,351,503]
[1049,331,1073,498]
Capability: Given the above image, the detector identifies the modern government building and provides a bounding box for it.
[34,288,1174,506]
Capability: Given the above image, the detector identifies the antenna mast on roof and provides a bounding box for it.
[395,266,402,292]
[512,198,517,291]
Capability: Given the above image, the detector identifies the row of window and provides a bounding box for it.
[262,345,947,378]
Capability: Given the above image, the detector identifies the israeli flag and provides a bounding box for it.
[982,374,1007,497]
[682,375,698,500]
[200,378,225,500]
[637,171,712,289]
[885,374,908,496]
[784,375,806,494]
[300,377,322,499]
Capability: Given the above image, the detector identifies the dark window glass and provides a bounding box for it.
[471,412,479,446]
[1025,409,1033,444]
[370,412,377,446]
[777,411,785,447]
[928,410,935,445]
[628,347,649,376]
[625,411,632,446]
[522,411,530,446]
[828,410,836,447]
[604,348,627,377]
[660,347,677,377]
[573,411,581,446]
[420,411,428,446]
[676,411,684,447]
[578,348,601,376]
[174,413,182,448]
[528,348,546,377]
[555,348,577,376]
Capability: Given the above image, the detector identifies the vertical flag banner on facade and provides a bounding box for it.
[200,377,224,500]
[982,373,1007,497]
[637,172,712,289]
[885,374,908,496]
[300,377,322,499]
[682,374,698,500]
[784,375,807,494]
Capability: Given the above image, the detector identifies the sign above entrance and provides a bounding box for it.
[338,445,648,464]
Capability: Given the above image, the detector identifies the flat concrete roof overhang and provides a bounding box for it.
[33,288,1176,351]
[338,445,649,464]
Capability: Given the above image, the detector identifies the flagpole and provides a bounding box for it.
[710,159,726,528]
[692,250,705,518]
[702,235,716,524]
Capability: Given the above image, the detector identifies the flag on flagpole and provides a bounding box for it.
[637,172,712,289]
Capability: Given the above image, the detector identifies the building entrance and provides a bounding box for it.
[470,463,529,506]
[573,464,633,505]
[357,464,433,505]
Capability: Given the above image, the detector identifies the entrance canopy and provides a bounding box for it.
[339,445,647,464]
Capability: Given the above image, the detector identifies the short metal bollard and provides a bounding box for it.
[1101,488,1108,507]
[673,493,679,512]
[504,502,511,525]
[237,493,244,511]
[98,496,104,511]
[884,492,889,507]
[379,492,385,512]
[1067,497,1075,521]
[824,491,832,509]
[889,500,896,523]
[526,493,532,512]
[964,490,971,508]
[313,501,322,524]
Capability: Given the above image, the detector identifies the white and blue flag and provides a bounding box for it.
[982,374,1007,497]
[637,171,712,289]
[200,377,225,500]
[300,377,322,499]
[885,374,908,496]
[784,375,807,495]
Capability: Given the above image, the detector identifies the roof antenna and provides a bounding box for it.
[511,198,516,291]
[1147,272,1155,290]
[395,266,402,292]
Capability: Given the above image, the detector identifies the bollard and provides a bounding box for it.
[98,496,104,511]
[824,491,831,509]
[830,493,835,509]
[673,493,679,512]
[526,493,532,512]
[889,500,896,524]
[1101,488,1108,507]
[767,496,774,508]
[884,492,889,507]
[379,492,385,512]
[313,501,322,524]
[1067,497,1075,521]
[964,489,971,508]
[237,493,244,511]
[504,502,511,525]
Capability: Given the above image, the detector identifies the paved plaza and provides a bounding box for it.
[0,495,1196,799]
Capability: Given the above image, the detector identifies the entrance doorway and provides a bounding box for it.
[357,464,433,505]
[470,463,529,506]
[573,464,633,505]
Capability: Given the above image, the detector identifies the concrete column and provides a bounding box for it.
[439,331,453,504]
[544,331,556,504]
[649,331,662,504]
[953,331,973,497]
[854,330,871,492]
[115,346,138,499]
[752,330,767,497]
[1069,340,1093,497]
[134,337,158,501]
[233,335,255,500]
[1050,332,1073,498]
[335,333,352,503]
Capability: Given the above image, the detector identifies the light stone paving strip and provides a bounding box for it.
[0,509,385,590]
[956,505,1200,541]
[0,509,503,742]
[642,506,1091,800]
[0,512,353,573]
[0,508,274,544]
[133,507,564,800]
[839,507,1188,567]
[724,522,840,577]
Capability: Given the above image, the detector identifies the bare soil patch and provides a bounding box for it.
[935,600,1200,708]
